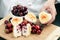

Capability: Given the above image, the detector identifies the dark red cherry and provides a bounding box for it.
[6,23,13,28]
[37,30,41,34]
[13,6,17,10]
[19,12,23,16]
[24,6,27,11]
[35,25,40,30]
[4,20,9,24]
[31,29,36,34]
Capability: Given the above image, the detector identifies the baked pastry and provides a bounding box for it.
[13,25,22,37]
[11,17,23,26]
[22,23,31,37]
[39,11,52,24]
[11,17,23,37]
[25,12,37,23]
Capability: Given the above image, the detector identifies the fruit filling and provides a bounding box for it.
[41,15,46,19]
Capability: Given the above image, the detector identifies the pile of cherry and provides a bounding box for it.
[11,5,28,16]
[4,17,13,34]
[19,18,42,34]
[4,17,42,34]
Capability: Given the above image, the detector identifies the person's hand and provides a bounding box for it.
[41,0,57,25]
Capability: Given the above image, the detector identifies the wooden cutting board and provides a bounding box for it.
[0,13,60,40]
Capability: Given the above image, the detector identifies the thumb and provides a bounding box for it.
[47,14,55,25]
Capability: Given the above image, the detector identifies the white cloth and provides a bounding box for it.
[0,0,50,17]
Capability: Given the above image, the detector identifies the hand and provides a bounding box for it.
[41,0,57,25]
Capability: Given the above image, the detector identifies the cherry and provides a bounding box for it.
[13,6,17,10]
[32,24,35,28]
[13,9,17,13]
[23,20,27,24]
[37,30,41,34]
[20,22,26,26]
[19,12,23,16]
[23,11,28,16]
[17,9,20,12]
[4,20,9,24]
[11,10,16,15]
[31,29,36,34]
[17,5,21,9]
[35,25,40,30]
[5,26,9,29]
[17,6,20,9]
[24,6,27,11]
[9,28,13,32]
[6,23,13,28]
[31,24,36,30]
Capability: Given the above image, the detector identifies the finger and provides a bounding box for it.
[47,10,56,25]
[46,8,51,13]
[50,5,57,16]
[47,6,56,25]
[47,16,55,25]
